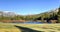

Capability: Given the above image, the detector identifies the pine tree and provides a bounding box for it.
[58,7,60,23]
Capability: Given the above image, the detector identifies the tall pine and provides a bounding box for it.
[58,7,60,23]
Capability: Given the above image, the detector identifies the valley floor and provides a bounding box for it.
[0,23,60,32]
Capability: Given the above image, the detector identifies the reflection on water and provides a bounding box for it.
[24,21,43,24]
[14,21,43,24]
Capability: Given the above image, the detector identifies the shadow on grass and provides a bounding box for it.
[15,25,44,32]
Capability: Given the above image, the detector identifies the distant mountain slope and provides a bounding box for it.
[0,11,18,17]
[33,8,59,20]
[38,8,58,16]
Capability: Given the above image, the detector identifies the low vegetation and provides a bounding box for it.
[0,23,60,32]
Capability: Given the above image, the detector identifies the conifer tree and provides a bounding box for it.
[58,7,60,23]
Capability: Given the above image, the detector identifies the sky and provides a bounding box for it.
[0,0,60,15]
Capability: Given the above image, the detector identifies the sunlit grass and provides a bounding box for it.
[0,23,21,32]
[0,23,60,32]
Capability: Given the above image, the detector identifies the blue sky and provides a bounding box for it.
[0,0,60,15]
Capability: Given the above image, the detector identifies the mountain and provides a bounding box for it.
[0,8,59,17]
[0,7,59,23]
[0,11,18,17]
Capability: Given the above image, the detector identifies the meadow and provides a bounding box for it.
[0,23,60,32]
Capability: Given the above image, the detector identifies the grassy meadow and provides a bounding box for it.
[0,23,60,32]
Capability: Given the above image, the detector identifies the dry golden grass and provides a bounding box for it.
[15,24,60,32]
[0,23,60,32]
[0,23,21,32]
[0,29,20,32]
